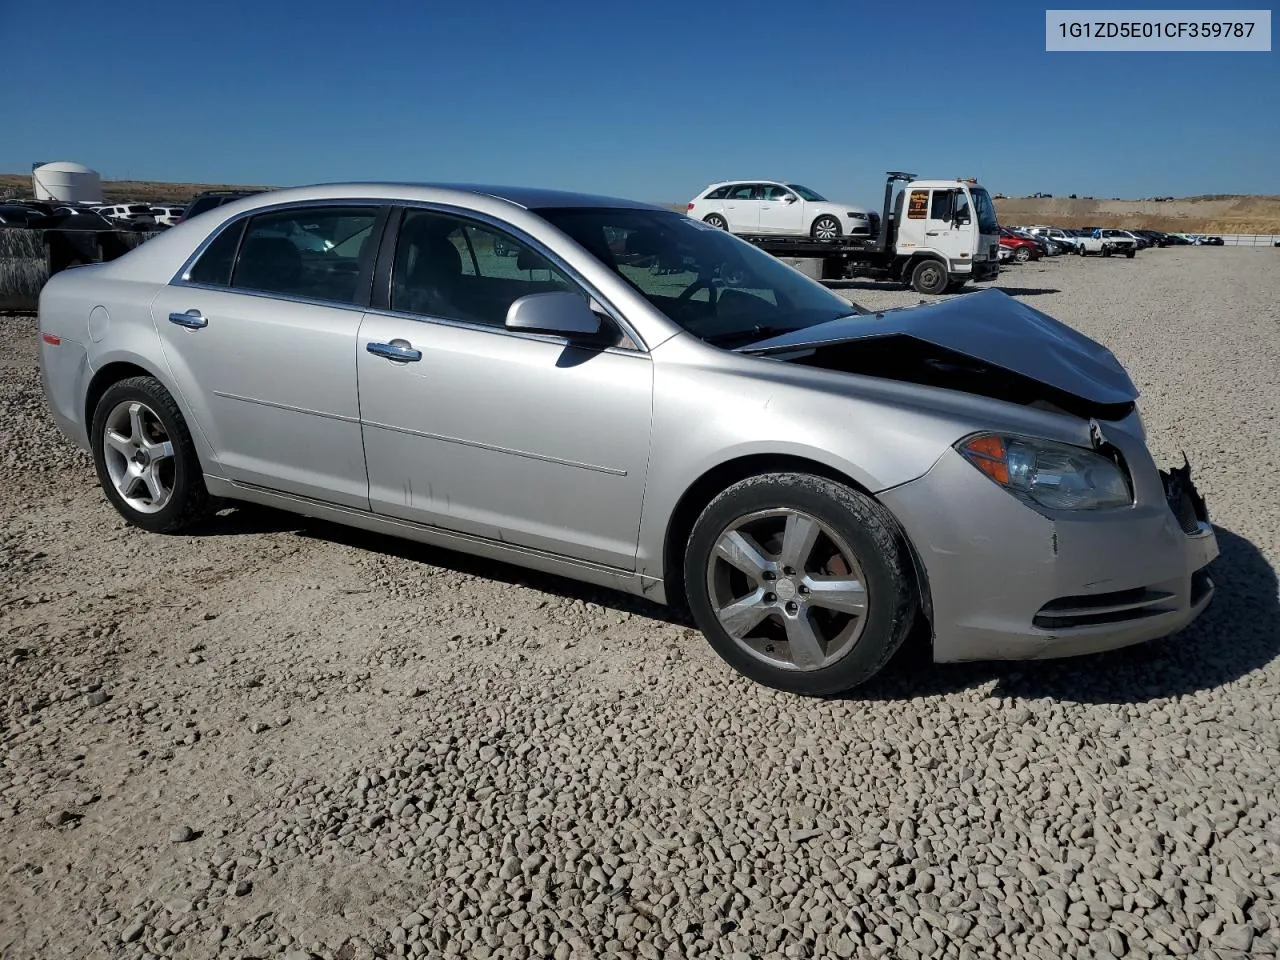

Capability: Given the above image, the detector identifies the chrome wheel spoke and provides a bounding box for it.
[146,439,175,461]
[715,530,774,579]
[783,613,825,669]
[104,430,134,458]
[804,576,867,615]
[142,468,167,504]
[780,513,820,572]
[127,402,146,443]
[716,589,772,638]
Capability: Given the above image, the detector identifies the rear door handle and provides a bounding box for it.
[169,310,208,329]
[925,230,941,236]
[366,340,422,362]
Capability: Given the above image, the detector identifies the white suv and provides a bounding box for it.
[149,205,185,226]
[686,180,874,240]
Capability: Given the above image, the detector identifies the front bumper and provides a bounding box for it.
[880,436,1219,663]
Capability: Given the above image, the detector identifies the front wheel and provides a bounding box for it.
[810,216,841,241]
[910,258,949,295]
[683,474,918,696]
[90,376,212,534]
[1013,246,1031,263]
[1125,249,1136,259]
[703,213,728,230]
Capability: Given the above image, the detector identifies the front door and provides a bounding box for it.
[758,184,805,235]
[922,188,975,260]
[152,202,384,509]
[355,208,654,570]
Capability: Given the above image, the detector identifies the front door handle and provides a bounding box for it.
[169,310,208,329]
[366,340,422,362]
[925,230,941,236]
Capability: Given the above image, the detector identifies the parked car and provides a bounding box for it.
[0,202,52,227]
[1078,229,1138,258]
[92,203,156,223]
[998,227,1041,262]
[1200,235,1224,246]
[1028,227,1082,253]
[150,205,185,227]
[687,180,875,240]
[36,182,1219,696]
[177,190,266,224]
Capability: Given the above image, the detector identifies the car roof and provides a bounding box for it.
[207,181,669,213]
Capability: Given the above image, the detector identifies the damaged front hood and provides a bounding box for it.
[740,288,1139,407]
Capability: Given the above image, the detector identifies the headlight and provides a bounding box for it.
[846,212,869,220]
[957,433,1132,511]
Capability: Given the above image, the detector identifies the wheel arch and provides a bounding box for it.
[901,253,949,287]
[84,356,215,478]
[659,453,933,628]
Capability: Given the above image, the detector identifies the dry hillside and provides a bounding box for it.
[994,195,1280,235]
[4,173,1278,233]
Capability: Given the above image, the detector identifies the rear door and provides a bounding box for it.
[721,183,763,234]
[152,201,386,508]
[354,206,653,569]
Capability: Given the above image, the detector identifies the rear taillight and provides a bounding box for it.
[687,202,695,211]
[42,333,61,346]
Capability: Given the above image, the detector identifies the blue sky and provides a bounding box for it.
[4,0,1276,202]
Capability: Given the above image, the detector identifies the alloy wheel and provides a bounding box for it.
[705,508,870,672]
[101,400,176,514]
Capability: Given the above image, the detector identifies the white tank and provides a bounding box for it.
[31,161,104,203]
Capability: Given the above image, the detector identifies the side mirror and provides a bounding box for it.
[505,291,602,338]
[782,195,797,204]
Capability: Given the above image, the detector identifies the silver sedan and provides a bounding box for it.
[37,183,1219,695]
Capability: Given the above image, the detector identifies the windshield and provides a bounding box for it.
[969,187,999,234]
[785,184,827,202]
[534,207,861,348]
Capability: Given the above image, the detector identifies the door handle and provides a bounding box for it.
[925,230,941,236]
[366,340,422,362]
[169,310,208,329]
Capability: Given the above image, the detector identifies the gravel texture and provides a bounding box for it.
[1,248,1277,959]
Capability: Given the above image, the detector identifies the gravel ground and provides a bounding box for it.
[1,248,1277,960]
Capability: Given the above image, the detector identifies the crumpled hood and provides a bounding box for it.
[741,288,1139,405]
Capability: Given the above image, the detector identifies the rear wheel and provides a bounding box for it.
[811,216,841,241]
[703,213,728,230]
[90,376,211,534]
[910,258,949,295]
[1013,246,1031,263]
[683,473,917,696]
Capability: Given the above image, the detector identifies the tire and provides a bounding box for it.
[1102,246,1112,258]
[703,214,728,230]
[90,375,212,534]
[944,280,967,294]
[683,473,918,696]
[1013,246,1031,263]
[910,258,949,295]
[1125,249,1136,259]
[810,216,841,241]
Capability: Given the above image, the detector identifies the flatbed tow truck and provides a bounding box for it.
[731,172,1003,295]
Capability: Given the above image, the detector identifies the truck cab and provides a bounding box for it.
[889,178,1002,291]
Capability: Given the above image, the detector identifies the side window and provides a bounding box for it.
[928,190,954,221]
[391,209,581,329]
[762,185,793,201]
[186,219,246,286]
[906,190,929,219]
[230,206,379,305]
[727,184,759,200]
[705,186,731,200]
